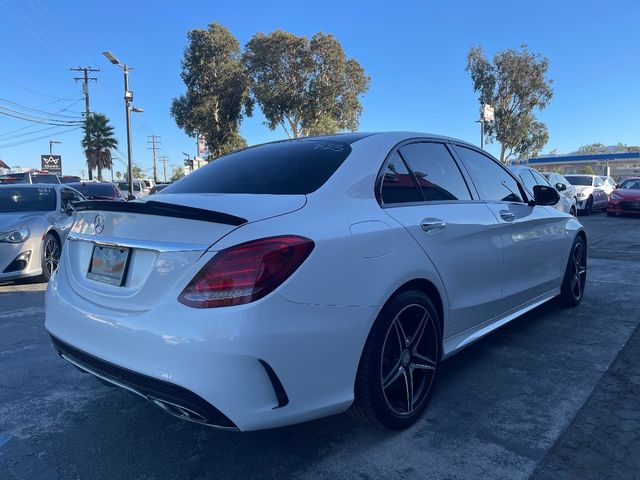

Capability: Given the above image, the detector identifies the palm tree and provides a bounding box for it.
[82,113,118,181]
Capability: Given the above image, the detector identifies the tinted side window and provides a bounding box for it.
[454,146,524,203]
[594,177,603,187]
[380,152,423,204]
[399,143,471,201]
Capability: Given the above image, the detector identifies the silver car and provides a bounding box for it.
[510,166,577,215]
[0,184,85,282]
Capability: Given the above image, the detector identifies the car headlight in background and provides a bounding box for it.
[0,227,30,243]
[576,192,586,198]
[610,193,622,201]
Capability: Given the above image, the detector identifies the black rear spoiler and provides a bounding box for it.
[74,200,248,226]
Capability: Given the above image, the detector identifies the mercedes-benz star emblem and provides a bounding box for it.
[94,213,105,234]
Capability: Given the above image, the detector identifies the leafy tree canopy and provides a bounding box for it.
[81,113,117,181]
[467,45,553,163]
[577,143,607,155]
[171,167,185,182]
[243,30,370,138]
[171,23,252,159]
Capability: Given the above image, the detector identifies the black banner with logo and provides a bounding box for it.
[41,155,62,175]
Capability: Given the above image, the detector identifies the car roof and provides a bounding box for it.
[0,182,61,189]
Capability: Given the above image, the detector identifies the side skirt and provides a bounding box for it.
[442,288,560,359]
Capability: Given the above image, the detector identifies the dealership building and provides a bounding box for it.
[511,151,640,177]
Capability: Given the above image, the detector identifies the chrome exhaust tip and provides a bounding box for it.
[148,397,208,423]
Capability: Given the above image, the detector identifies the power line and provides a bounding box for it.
[0,126,81,149]
[0,98,84,138]
[0,97,83,119]
[0,107,84,126]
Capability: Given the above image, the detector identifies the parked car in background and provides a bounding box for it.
[143,179,156,191]
[67,182,126,201]
[564,174,608,214]
[607,177,640,216]
[542,172,577,207]
[510,166,576,215]
[115,179,150,199]
[59,175,82,184]
[149,183,170,194]
[46,132,587,432]
[600,175,617,196]
[0,184,85,283]
[0,171,61,185]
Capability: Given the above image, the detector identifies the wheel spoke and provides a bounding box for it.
[394,317,409,347]
[412,352,436,370]
[383,364,403,390]
[409,311,429,349]
[401,368,413,413]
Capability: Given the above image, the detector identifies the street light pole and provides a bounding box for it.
[49,140,61,155]
[103,51,143,201]
[123,65,134,200]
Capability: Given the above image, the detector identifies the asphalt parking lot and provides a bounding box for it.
[1,212,639,480]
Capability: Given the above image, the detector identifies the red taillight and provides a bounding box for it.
[178,235,315,308]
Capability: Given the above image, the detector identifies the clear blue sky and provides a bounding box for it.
[1,0,638,178]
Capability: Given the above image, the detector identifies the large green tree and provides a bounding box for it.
[171,23,252,159]
[81,113,117,181]
[243,30,370,138]
[466,45,553,163]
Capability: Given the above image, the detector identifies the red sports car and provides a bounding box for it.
[607,177,640,216]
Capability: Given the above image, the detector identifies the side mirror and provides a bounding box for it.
[65,204,75,216]
[555,182,567,192]
[532,185,560,206]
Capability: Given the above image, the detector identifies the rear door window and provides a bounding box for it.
[163,140,353,195]
[379,152,423,204]
[399,143,471,201]
[454,146,524,203]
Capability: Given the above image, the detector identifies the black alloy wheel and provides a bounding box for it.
[559,235,587,306]
[38,233,61,282]
[351,290,441,429]
[584,196,594,215]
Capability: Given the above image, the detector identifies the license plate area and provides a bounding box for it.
[87,245,131,286]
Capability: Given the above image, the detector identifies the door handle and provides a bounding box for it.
[420,218,446,233]
[499,210,516,222]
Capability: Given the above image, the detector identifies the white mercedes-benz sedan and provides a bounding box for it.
[45,132,587,431]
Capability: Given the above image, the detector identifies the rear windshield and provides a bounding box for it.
[117,181,142,192]
[32,174,60,184]
[565,176,593,186]
[0,187,56,212]
[69,183,118,199]
[0,173,28,184]
[162,140,352,195]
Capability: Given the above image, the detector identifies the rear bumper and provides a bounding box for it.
[45,269,377,431]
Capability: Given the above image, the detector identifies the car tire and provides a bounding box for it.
[351,290,441,429]
[37,233,61,283]
[558,235,587,307]
[584,196,593,215]
[570,205,577,216]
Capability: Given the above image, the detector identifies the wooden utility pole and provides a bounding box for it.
[70,66,99,179]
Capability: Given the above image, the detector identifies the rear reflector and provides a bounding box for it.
[178,235,314,308]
